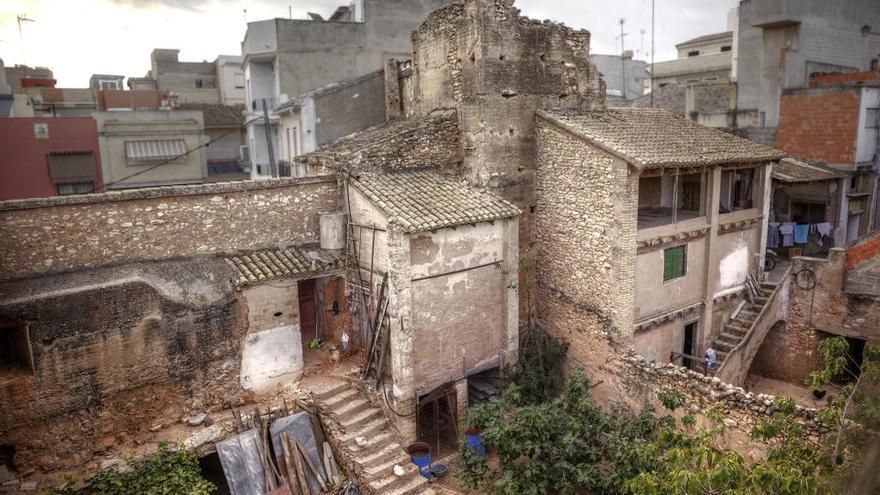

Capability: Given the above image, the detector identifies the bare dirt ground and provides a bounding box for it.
[744,373,828,408]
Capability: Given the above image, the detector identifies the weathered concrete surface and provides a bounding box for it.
[0,177,339,280]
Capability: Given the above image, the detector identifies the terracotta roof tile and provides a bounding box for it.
[350,169,520,233]
[772,157,849,183]
[180,103,245,128]
[537,108,784,169]
[225,244,344,286]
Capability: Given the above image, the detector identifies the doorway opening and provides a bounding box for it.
[683,322,697,370]
[0,320,32,374]
[198,452,231,495]
[417,383,458,459]
[298,278,317,348]
[833,336,865,385]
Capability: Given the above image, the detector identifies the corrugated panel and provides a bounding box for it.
[124,139,186,163]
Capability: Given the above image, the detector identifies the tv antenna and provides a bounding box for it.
[17,14,35,64]
[616,18,629,99]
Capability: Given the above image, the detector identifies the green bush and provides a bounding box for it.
[50,444,215,495]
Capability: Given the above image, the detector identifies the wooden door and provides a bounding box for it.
[298,279,317,345]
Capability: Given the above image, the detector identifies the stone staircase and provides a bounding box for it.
[713,281,778,367]
[311,380,439,495]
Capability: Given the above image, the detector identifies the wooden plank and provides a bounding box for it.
[282,433,311,495]
[295,440,329,492]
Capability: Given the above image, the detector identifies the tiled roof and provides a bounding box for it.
[350,169,520,233]
[676,31,733,48]
[225,244,345,286]
[537,108,785,169]
[772,157,849,183]
[180,103,244,128]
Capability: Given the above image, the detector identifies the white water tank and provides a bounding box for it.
[320,211,346,251]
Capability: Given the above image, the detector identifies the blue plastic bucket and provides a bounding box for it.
[406,442,432,479]
[465,429,486,458]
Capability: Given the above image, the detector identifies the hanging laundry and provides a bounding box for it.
[767,222,780,248]
[794,224,809,244]
[816,222,832,238]
[780,222,796,247]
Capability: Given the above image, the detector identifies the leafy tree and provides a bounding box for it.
[469,369,662,495]
[501,325,568,404]
[453,439,493,489]
[806,337,880,463]
[50,443,214,495]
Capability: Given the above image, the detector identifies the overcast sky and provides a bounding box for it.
[0,0,737,87]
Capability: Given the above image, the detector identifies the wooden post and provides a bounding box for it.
[282,433,311,495]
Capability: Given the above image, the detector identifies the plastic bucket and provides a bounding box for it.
[465,427,486,458]
[406,442,432,479]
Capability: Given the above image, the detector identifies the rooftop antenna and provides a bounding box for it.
[616,17,629,99]
[17,14,35,64]
[640,28,646,59]
[650,0,655,108]
[289,5,292,19]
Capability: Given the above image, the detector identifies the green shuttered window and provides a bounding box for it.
[663,245,686,281]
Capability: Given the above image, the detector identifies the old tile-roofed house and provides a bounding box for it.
[537,108,784,169]
[535,107,784,386]
[349,169,520,233]
[179,103,247,175]
[345,167,520,445]
[180,103,244,128]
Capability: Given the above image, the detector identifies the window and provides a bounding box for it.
[663,245,687,281]
[99,80,120,90]
[124,140,187,164]
[865,108,879,129]
[195,79,204,89]
[234,74,245,89]
[851,176,858,190]
[48,151,97,189]
[687,50,700,57]
[720,45,732,52]
[57,182,94,195]
[638,172,706,229]
[719,168,756,213]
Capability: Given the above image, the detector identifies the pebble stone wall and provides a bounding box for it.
[0,177,339,280]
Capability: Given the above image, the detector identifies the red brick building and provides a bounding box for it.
[775,77,880,243]
[0,118,103,200]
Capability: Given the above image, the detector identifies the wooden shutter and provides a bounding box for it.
[663,246,686,281]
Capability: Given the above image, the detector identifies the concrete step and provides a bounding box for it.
[316,382,352,402]
[363,455,410,478]
[347,431,396,453]
[724,324,748,334]
[340,418,388,442]
[355,441,405,468]
[715,341,734,353]
[369,468,428,494]
[333,397,373,419]
[343,408,384,429]
[323,387,361,408]
[717,334,741,347]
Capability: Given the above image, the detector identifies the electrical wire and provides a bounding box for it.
[96,115,264,192]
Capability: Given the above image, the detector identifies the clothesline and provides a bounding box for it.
[767,221,832,248]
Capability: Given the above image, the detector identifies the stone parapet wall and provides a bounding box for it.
[0,176,339,280]
[619,355,830,441]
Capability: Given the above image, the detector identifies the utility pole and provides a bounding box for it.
[617,18,628,100]
[650,0,655,108]
[262,99,278,177]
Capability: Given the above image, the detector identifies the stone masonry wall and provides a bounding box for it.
[0,258,247,471]
[0,177,338,280]
[533,117,636,350]
[296,108,462,174]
